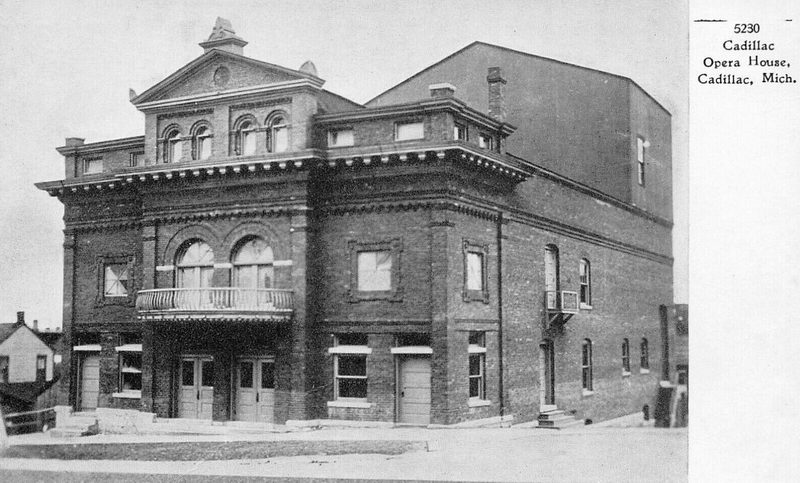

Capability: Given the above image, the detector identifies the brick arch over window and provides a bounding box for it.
[161,123,183,138]
[221,221,286,261]
[160,224,221,266]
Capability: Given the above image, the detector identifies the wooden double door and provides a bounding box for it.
[234,356,275,422]
[178,356,214,419]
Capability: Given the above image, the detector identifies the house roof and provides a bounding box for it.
[367,41,669,115]
[0,323,20,345]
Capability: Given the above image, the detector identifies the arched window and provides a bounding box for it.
[622,338,631,374]
[165,128,182,163]
[544,245,559,310]
[193,125,212,160]
[232,238,274,289]
[234,118,258,156]
[581,339,593,392]
[640,338,650,370]
[176,241,214,288]
[267,114,288,153]
[579,258,591,307]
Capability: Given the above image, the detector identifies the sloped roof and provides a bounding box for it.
[0,323,20,344]
[367,41,668,114]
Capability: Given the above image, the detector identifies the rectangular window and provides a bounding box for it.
[332,334,369,401]
[328,129,354,147]
[581,340,593,392]
[129,152,143,167]
[0,356,9,383]
[478,133,494,151]
[462,240,489,303]
[83,157,103,175]
[357,251,392,291]
[36,355,47,382]
[454,123,467,141]
[466,252,484,291]
[117,335,142,394]
[640,338,650,371]
[637,137,646,186]
[104,263,129,297]
[579,259,591,307]
[622,339,631,374]
[468,332,486,400]
[395,121,424,141]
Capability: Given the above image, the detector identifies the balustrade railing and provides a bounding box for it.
[136,288,294,313]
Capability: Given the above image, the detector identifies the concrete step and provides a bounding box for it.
[537,410,566,420]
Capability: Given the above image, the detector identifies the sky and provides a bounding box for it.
[0,0,688,328]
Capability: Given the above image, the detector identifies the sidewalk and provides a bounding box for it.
[0,426,688,482]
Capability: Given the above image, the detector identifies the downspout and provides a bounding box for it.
[496,211,505,418]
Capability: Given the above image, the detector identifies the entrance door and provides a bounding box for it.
[235,357,275,422]
[397,357,431,425]
[178,356,214,419]
[539,340,555,407]
[79,355,100,411]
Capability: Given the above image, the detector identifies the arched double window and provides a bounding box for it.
[232,238,274,289]
[192,124,213,160]
[176,241,214,288]
[266,113,288,153]
[164,127,182,163]
[233,117,258,156]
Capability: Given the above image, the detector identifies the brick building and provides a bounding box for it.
[37,19,672,426]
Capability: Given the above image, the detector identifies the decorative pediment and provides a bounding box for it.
[131,50,322,106]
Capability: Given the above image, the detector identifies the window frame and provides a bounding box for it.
[637,136,646,186]
[579,258,592,308]
[95,254,136,306]
[36,355,47,382]
[192,124,213,160]
[622,338,631,375]
[348,239,403,302]
[640,338,650,373]
[129,151,144,168]
[115,335,142,398]
[267,113,289,153]
[478,133,495,151]
[394,120,425,141]
[454,122,467,141]
[330,334,370,403]
[462,240,490,303]
[165,129,182,163]
[231,237,275,289]
[82,157,103,175]
[328,128,355,148]
[468,332,487,402]
[581,339,594,394]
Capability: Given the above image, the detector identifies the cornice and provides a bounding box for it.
[56,136,145,156]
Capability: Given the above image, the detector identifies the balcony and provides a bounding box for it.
[545,290,579,327]
[136,288,294,322]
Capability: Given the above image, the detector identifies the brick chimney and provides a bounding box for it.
[65,137,85,147]
[16,311,24,325]
[199,17,248,55]
[487,67,507,122]
[429,83,456,98]
[33,319,39,332]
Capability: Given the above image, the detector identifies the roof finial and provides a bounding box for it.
[199,18,248,55]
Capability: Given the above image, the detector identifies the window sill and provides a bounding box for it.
[580,303,593,310]
[327,400,371,409]
[622,371,631,378]
[640,368,651,374]
[112,391,141,399]
[581,389,595,397]
[468,399,491,408]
